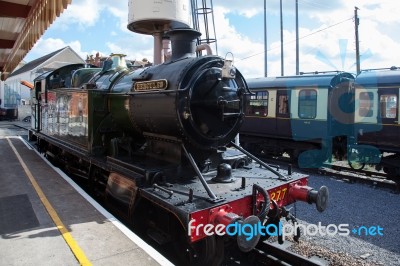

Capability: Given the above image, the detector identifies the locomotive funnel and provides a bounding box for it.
[167,29,201,61]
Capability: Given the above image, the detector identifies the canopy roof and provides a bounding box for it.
[0,0,72,80]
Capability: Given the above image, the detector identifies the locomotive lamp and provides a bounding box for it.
[222,52,236,79]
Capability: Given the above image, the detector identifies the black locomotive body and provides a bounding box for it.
[29,29,328,264]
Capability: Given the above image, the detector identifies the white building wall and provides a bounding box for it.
[3,72,31,106]
[3,47,84,108]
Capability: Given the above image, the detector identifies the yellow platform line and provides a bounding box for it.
[7,138,92,266]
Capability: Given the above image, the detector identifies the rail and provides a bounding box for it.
[253,241,326,266]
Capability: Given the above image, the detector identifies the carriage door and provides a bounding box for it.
[276,90,291,137]
[378,87,398,147]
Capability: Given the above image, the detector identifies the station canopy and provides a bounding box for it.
[0,0,72,80]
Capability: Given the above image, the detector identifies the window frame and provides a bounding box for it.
[247,91,269,117]
[358,91,374,118]
[298,89,317,119]
[379,94,397,119]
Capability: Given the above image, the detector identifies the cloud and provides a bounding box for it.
[105,33,154,62]
[207,6,263,77]
[53,0,102,30]
[26,38,87,60]
[202,2,357,77]
[25,0,400,79]
[51,0,129,32]
[210,0,400,77]
[213,0,346,17]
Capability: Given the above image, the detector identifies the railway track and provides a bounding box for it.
[315,163,399,192]
[252,241,328,266]
[223,239,328,266]
[258,155,399,193]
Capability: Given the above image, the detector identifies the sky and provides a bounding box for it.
[24,0,400,78]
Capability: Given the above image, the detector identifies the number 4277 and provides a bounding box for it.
[269,187,287,202]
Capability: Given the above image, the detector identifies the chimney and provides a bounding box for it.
[167,29,201,61]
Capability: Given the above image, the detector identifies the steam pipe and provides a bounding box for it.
[153,32,163,65]
[161,38,171,63]
[196,44,213,55]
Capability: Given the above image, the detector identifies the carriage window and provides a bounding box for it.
[380,94,397,118]
[359,92,374,117]
[298,89,317,119]
[278,94,289,115]
[246,91,268,116]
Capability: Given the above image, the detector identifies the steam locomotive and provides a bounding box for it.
[29,28,328,264]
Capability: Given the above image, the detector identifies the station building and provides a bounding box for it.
[0,46,85,119]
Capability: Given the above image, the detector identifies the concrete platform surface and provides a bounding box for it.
[0,136,172,266]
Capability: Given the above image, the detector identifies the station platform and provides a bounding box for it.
[0,136,173,266]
